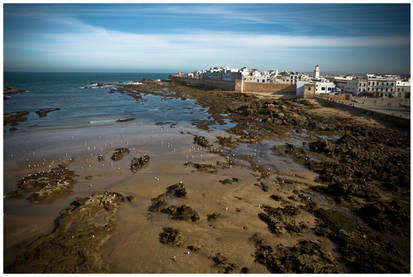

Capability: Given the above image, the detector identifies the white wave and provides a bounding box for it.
[89,119,117,124]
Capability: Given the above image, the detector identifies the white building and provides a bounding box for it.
[366,75,397,97]
[315,81,336,94]
[395,79,410,98]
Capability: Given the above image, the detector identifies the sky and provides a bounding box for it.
[3,3,411,74]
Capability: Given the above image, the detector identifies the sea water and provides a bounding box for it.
[3,72,215,130]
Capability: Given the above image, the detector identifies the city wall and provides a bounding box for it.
[170,76,296,94]
[316,97,410,130]
[242,82,295,93]
[170,76,236,91]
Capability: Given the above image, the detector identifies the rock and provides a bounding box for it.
[5,191,128,273]
[219,178,238,185]
[35,108,60,118]
[216,136,238,148]
[165,183,186,198]
[97,155,104,162]
[250,234,338,273]
[163,205,200,222]
[111,148,130,161]
[130,155,150,173]
[193,135,210,147]
[7,162,76,204]
[4,111,29,127]
[309,139,335,155]
[211,253,237,273]
[313,208,409,272]
[258,205,306,235]
[148,194,169,212]
[159,227,183,247]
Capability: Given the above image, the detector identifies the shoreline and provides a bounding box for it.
[4,79,410,273]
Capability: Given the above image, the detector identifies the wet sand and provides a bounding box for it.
[4,80,410,273]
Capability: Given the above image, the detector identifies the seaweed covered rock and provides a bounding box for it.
[111,148,130,161]
[216,136,238,148]
[4,111,29,127]
[309,139,335,155]
[6,191,129,273]
[193,135,210,147]
[211,253,238,273]
[258,205,307,235]
[148,194,169,212]
[130,155,150,173]
[250,234,338,273]
[163,205,200,222]
[7,163,76,204]
[313,208,409,273]
[357,201,409,235]
[165,182,186,198]
[159,227,183,247]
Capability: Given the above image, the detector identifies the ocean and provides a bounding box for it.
[3,72,212,130]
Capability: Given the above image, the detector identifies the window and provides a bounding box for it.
[262,80,265,83]
[257,80,259,83]
[321,87,326,91]
[308,87,311,91]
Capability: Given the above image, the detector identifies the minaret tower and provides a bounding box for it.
[314,64,320,79]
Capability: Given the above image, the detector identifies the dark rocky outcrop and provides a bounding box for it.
[35,108,60,118]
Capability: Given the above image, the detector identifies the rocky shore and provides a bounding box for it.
[4,78,410,273]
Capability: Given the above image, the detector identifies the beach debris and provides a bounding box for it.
[7,162,76,204]
[207,212,221,221]
[111,147,130,161]
[97,155,104,162]
[130,155,150,173]
[6,191,131,273]
[159,227,183,247]
[35,108,60,118]
[219,177,239,185]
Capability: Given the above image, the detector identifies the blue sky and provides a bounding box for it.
[4,4,410,74]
